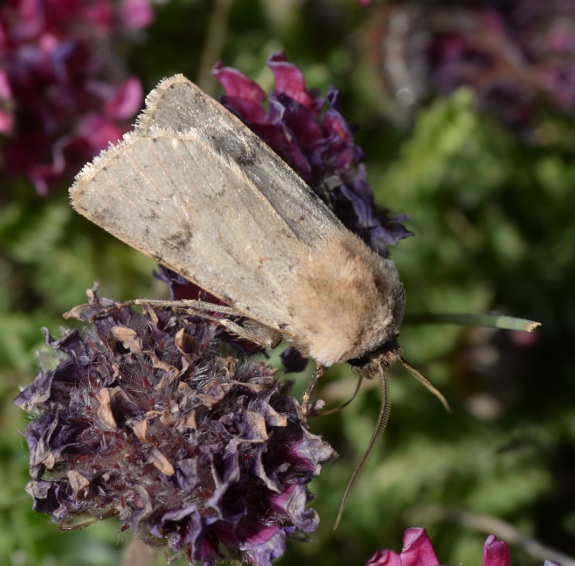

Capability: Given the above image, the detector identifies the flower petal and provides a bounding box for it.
[401,528,442,566]
[366,549,402,566]
[483,535,511,566]
[212,62,266,103]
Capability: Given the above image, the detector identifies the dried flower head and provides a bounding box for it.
[15,290,334,565]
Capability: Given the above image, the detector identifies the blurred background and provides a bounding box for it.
[1,0,575,564]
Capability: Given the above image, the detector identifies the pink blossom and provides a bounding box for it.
[366,528,561,566]
[119,0,154,30]
[0,68,13,133]
[0,0,153,194]
[483,535,511,566]
[366,529,442,566]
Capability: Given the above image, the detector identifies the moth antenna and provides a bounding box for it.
[400,356,451,413]
[319,373,364,417]
[333,367,391,530]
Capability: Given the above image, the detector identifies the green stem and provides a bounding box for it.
[405,312,541,333]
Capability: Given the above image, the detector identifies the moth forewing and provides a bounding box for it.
[136,75,343,242]
[70,74,406,368]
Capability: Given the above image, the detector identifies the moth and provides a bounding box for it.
[68,75,447,527]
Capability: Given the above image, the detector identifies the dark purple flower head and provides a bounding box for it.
[366,528,561,566]
[0,0,153,194]
[15,290,334,565]
[212,53,412,258]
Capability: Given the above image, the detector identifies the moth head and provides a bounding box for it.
[347,311,450,412]
[348,334,402,377]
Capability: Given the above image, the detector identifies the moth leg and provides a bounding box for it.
[318,372,364,416]
[64,298,282,350]
[301,364,327,418]
[139,299,281,348]
[214,317,282,349]
[64,297,244,320]
[109,298,245,317]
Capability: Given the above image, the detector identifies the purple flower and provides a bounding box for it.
[15,290,334,566]
[366,528,562,566]
[0,68,13,133]
[212,53,412,258]
[369,1,575,133]
[0,0,153,195]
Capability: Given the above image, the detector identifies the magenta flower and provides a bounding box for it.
[366,528,562,566]
[0,0,153,194]
[366,528,441,566]
[0,68,13,133]
[482,534,511,566]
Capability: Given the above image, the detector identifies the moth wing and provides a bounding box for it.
[70,75,343,333]
[136,75,342,241]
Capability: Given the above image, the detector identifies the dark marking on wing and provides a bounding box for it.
[162,228,192,252]
[207,132,258,168]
